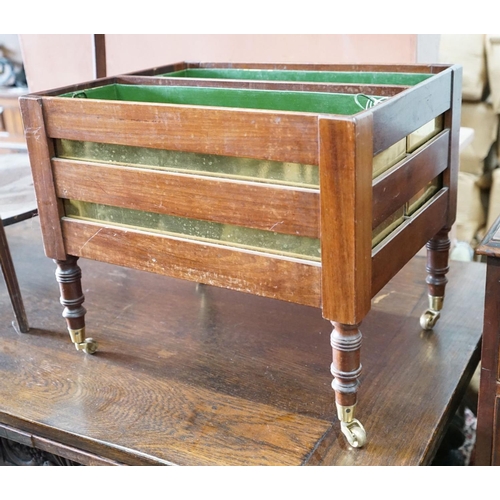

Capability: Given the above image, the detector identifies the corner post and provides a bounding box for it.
[319,113,373,447]
[421,65,462,330]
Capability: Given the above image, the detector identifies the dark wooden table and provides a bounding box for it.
[0,218,484,466]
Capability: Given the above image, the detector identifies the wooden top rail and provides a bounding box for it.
[133,61,449,74]
[41,97,320,165]
[371,68,452,155]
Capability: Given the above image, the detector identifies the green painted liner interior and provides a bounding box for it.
[60,84,380,115]
[161,68,432,86]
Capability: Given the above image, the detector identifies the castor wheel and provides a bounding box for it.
[68,327,98,354]
[420,309,440,330]
[78,338,98,354]
[340,419,367,448]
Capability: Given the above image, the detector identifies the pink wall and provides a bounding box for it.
[106,34,419,75]
[19,34,426,93]
[20,34,96,93]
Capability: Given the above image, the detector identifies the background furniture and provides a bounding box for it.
[0,78,32,333]
[475,215,500,465]
[0,87,27,152]
[439,35,500,253]
[0,152,37,333]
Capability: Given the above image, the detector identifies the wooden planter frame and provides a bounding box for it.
[19,62,462,448]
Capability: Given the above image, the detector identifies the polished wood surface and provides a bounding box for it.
[0,219,483,465]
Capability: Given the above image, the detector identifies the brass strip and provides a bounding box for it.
[64,200,322,261]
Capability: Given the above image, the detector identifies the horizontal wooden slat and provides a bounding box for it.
[372,69,452,154]
[117,75,408,98]
[52,159,320,238]
[42,98,319,165]
[372,130,450,228]
[61,218,322,308]
[371,188,448,297]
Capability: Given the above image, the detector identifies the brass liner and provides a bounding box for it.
[55,138,414,187]
[407,116,444,153]
[372,207,405,247]
[55,139,320,189]
[63,200,322,261]
[406,178,440,215]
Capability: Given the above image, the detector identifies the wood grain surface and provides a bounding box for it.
[0,218,483,465]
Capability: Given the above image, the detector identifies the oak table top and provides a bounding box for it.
[0,218,484,465]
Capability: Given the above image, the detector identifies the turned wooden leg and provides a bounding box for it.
[420,227,451,330]
[54,256,97,354]
[330,321,366,448]
[0,220,29,333]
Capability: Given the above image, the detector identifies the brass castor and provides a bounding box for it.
[420,309,440,330]
[420,295,444,331]
[337,404,367,448]
[78,338,98,354]
[341,419,367,448]
[68,328,98,354]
